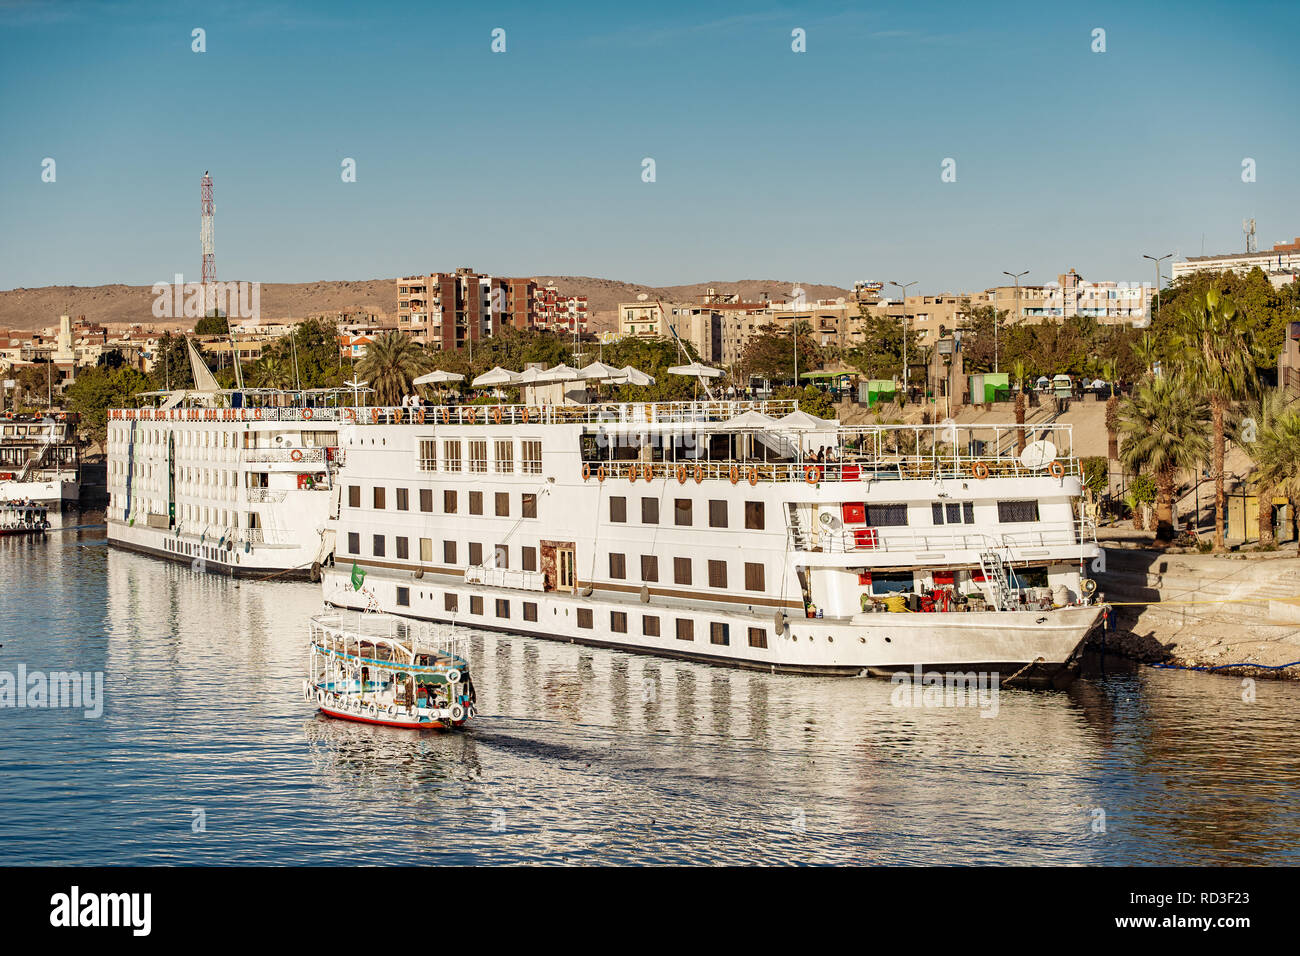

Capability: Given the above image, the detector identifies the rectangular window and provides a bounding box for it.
[523,602,538,622]
[469,542,483,566]
[444,490,457,514]
[577,608,593,629]
[469,440,487,474]
[373,535,385,557]
[470,595,483,615]
[610,497,626,523]
[347,531,359,554]
[864,503,908,526]
[419,538,432,563]
[373,487,386,509]
[443,440,462,472]
[998,500,1040,523]
[521,440,542,474]
[494,439,514,474]
[744,562,765,592]
[443,540,457,564]
[933,502,976,524]
[641,555,658,582]
[676,619,694,642]
[674,557,692,585]
[745,501,765,530]
[469,491,483,515]
[872,571,915,594]
[748,626,768,649]
[522,546,537,572]
[611,611,627,633]
[641,497,659,524]
[395,537,409,560]
[708,560,727,588]
[418,439,436,471]
[522,493,537,518]
[396,586,410,607]
[496,599,510,619]
[495,492,509,517]
[348,485,360,508]
[709,500,728,528]
[710,622,729,646]
[396,487,409,511]
[419,488,432,512]
[674,498,692,526]
[494,545,508,569]
[643,615,661,637]
[445,593,459,612]
[609,552,626,579]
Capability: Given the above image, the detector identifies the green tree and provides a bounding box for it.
[151,332,196,391]
[1118,374,1210,541]
[738,322,822,384]
[1240,389,1297,548]
[1247,399,1300,554]
[65,366,153,447]
[357,331,431,405]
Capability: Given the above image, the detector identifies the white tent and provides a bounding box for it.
[774,408,838,430]
[414,369,466,386]
[614,365,655,386]
[722,410,777,429]
[468,367,516,387]
[667,362,723,379]
[579,361,624,381]
[539,363,581,382]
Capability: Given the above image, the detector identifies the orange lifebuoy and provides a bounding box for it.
[254,408,263,420]
[466,408,477,424]
[302,407,313,420]
[371,408,380,424]
[441,408,450,424]
[1048,460,1066,479]
[729,465,740,485]
[523,407,532,423]
[343,408,354,422]
[972,461,991,480]
[416,409,426,424]
[596,465,606,482]
[747,467,759,486]
[290,449,303,462]
[693,464,704,484]
[676,465,687,484]
[804,465,821,485]
[583,463,591,481]
[627,463,638,483]
[491,407,503,424]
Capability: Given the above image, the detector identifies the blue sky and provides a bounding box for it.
[1,0,1296,294]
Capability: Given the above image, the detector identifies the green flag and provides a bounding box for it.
[350,562,365,591]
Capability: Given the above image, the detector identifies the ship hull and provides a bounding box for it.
[107,518,321,580]
[0,478,79,509]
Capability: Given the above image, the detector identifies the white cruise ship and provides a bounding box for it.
[318,397,1104,686]
[0,413,83,509]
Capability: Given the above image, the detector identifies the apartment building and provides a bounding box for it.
[1172,237,1300,287]
[398,269,587,349]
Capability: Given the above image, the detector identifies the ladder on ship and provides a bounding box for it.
[978,548,1013,611]
[787,503,809,550]
[17,427,58,482]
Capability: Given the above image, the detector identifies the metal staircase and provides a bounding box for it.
[17,426,58,481]
[978,548,1013,610]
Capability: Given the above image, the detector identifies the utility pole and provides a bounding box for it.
[1001,271,1028,375]
[1142,254,1172,326]
[888,280,917,400]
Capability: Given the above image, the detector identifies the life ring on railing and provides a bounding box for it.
[446,669,461,684]
[972,461,991,480]
[582,463,591,481]
[804,465,821,485]
[627,463,638,483]
[385,705,397,718]
[370,407,380,424]
[303,680,312,701]
[316,689,326,706]
[676,464,687,484]
[694,464,704,484]
[254,408,263,420]
[343,408,355,421]
[1048,460,1066,479]
[290,449,303,462]
[441,408,450,424]
[491,406,503,424]
[449,704,465,722]
[595,464,606,482]
[302,407,313,420]
[366,703,378,719]
[465,407,476,424]
[523,407,532,423]
[747,467,759,486]
[416,409,425,424]
[729,465,740,485]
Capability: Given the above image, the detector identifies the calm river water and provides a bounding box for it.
[2,513,1297,865]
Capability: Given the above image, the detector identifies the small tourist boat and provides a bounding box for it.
[0,500,51,536]
[304,612,475,729]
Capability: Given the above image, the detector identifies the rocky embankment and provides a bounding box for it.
[1091,547,1300,679]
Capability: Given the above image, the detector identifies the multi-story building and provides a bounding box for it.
[532,284,589,334]
[398,269,587,348]
[1172,236,1300,286]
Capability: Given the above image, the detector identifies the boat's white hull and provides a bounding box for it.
[108,517,326,579]
[0,477,79,508]
[322,566,1100,686]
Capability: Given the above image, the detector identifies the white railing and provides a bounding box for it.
[246,488,288,503]
[464,565,545,591]
[792,519,1097,555]
[243,448,328,464]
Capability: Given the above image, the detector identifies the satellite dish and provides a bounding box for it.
[819,512,843,531]
[1020,439,1058,470]
[636,293,649,301]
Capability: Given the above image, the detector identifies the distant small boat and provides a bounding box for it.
[304,612,475,729]
[0,500,50,536]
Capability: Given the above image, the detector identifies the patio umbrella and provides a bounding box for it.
[667,362,723,378]
[579,361,623,381]
[774,408,838,430]
[614,365,655,386]
[469,367,517,388]
[414,369,466,386]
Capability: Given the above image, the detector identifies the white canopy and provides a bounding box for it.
[579,361,624,381]
[614,365,656,386]
[414,369,466,386]
[468,367,516,387]
[722,410,777,429]
[667,362,723,379]
[774,408,837,430]
[541,363,581,382]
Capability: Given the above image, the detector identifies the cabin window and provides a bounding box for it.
[522,546,537,572]
[522,493,537,518]
[373,487,385,509]
[419,489,432,512]
[469,440,487,474]
[998,500,1040,523]
[494,545,508,569]
[443,440,462,472]
[708,560,728,588]
[872,571,914,594]
[641,497,659,524]
[641,555,658,582]
[521,440,542,475]
[745,501,765,530]
[748,627,768,649]
[1012,566,1050,588]
[443,540,457,563]
[444,490,457,514]
[577,608,593,629]
[611,611,627,633]
[469,491,483,515]
[470,596,483,615]
[496,599,510,619]
[495,493,509,517]
[445,593,458,612]
[676,619,694,642]
[469,543,483,566]
[396,587,410,607]
[418,439,436,471]
[373,535,385,557]
[643,615,660,637]
[347,532,359,554]
[348,485,360,508]
[523,602,538,622]
[744,562,765,592]
[674,499,693,526]
[710,622,730,646]
[932,502,975,524]
[420,538,432,562]
[395,537,409,560]
[609,553,626,579]
[494,439,514,474]
[609,497,626,523]
[863,503,907,526]
[709,500,728,528]
[396,488,409,511]
[674,557,692,585]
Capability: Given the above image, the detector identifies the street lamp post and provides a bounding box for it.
[1001,270,1028,375]
[1142,254,1172,326]
[888,280,917,400]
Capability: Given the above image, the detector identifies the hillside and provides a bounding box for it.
[0,276,853,333]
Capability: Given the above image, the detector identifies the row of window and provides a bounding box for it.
[843,500,1041,527]
[391,587,768,648]
[417,438,543,475]
[349,486,538,519]
[610,496,765,530]
[609,552,765,591]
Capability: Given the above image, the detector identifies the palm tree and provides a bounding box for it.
[357,331,431,406]
[1173,289,1260,551]
[1244,390,1300,549]
[1131,332,1159,379]
[250,355,292,390]
[1118,374,1210,541]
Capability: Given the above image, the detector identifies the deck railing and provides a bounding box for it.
[792,519,1097,554]
[464,565,545,591]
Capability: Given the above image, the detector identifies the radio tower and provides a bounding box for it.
[200,171,216,305]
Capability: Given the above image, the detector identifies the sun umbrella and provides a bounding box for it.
[774,408,837,430]
[614,365,655,386]
[579,361,623,381]
[667,362,723,378]
[722,410,777,429]
[414,369,466,386]
[468,367,517,388]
